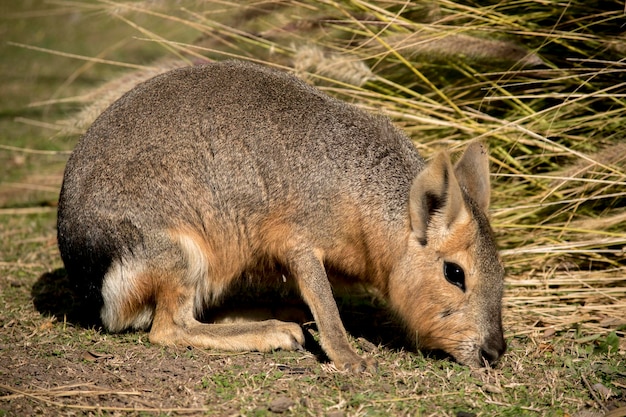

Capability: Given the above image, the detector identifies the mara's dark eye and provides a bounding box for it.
[444,262,466,292]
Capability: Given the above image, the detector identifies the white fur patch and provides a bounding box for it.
[101,233,229,332]
[101,257,153,331]
[174,233,228,317]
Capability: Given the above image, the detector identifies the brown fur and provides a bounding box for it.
[57,60,505,372]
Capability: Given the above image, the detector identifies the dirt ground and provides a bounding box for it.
[1,263,418,416]
[1,257,625,416]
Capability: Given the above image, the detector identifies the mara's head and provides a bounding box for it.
[389,142,506,367]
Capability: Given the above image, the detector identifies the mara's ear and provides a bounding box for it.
[409,151,466,245]
[454,141,491,212]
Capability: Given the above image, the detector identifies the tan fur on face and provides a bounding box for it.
[389,210,483,361]
[388,142,504,367]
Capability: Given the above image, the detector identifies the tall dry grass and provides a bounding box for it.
[34,0,625,338]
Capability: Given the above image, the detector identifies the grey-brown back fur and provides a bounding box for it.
[59,61,421,272]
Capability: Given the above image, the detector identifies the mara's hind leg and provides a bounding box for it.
[147,273,305,352]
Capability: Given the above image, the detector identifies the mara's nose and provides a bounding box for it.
[480,333,507,365]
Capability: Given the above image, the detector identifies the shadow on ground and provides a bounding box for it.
[31,268,411,356]
[31,268,103,328]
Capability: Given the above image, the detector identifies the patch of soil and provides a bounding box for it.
[1,268,407,416]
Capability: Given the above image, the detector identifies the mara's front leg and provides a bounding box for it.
[286,248,377,372]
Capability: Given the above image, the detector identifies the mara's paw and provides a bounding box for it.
[262,320,306,351]
[334,352,378,374]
